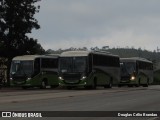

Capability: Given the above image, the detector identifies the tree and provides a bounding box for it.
[0,0,45,85]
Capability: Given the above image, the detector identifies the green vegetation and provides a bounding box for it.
[0,0,44,85]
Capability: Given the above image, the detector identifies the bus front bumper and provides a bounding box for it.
[58,79,87,87]
[119,79,138,85]
[10,78,32,87]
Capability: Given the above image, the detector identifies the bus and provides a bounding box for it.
[119,57,153,87]
[10,55,59,89]
[58,51,120,89]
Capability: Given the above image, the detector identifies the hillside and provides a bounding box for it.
[46,47,160,69]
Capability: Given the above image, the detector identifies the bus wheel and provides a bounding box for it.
[40,80,47,89]
[67,86,72,90]
[104,80,112,88]
[93,78,97,89]
[51,85,58,89]
[135,80,140,87]
[84,86,92,89]
[22,86,28,89]
[143,79,149,87]
[108,79,113,88]
[118,84,122,87]
[128,84,133,87]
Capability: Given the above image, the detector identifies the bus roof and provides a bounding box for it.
[60,50,119,57]
[45,54,59,57]
[12,55,58,61]
[60,51,90,57]
[120,57,152,63]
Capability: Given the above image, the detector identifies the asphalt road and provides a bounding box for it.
[0,85,160,120]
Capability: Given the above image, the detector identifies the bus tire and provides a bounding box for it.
[22,86,28,89]
[40,79,47,89]
[107,83,112,88]
[143,79,149,87]
[93,78,97,89]
[67,86,72,90]
[108,78,113,88]
[128,84,133,87]
[135,79,140,87]
[118,84,122,87]
[104,78,112,88]
[51,85,58,89]
[84,85,92,89]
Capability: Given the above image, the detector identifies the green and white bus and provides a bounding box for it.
[10,55,59,89]
[58,51,120,89]
[119,57,153,87]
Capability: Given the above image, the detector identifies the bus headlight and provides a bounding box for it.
[130,76,135,80]
[59,76,64,80]
[26,78,31,81]
[80,76,86,80]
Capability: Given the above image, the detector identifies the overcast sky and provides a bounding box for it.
[31,0,160,51]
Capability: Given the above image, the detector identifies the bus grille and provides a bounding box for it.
[12,76,26,84]
[121,76,130,83]
[63,73,81,84]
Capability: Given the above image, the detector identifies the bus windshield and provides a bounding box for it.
[11,60,33,76]
[120,62,136,75]
[59,57,86,73]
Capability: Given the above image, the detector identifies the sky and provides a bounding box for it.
[31,0,160,51]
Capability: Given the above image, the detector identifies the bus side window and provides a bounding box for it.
[34,58,40,75]
[88,54,92,73]
[136,62,139,73]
